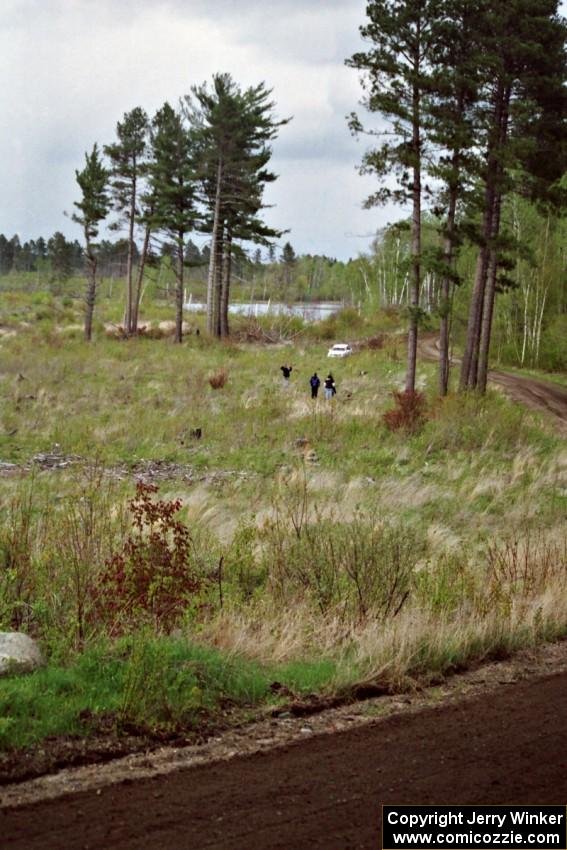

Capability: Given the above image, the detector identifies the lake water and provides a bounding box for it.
[184,301,342,322]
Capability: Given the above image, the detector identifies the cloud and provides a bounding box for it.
[0,0,396,259]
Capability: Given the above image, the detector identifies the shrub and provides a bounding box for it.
[263,509,424,622]
[99,482,202,634]
[485,531,567,607]
[208,369,228,389]
[362,334,385,350]
[382,390,427,434]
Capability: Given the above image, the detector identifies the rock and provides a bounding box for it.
[0,632,44,677]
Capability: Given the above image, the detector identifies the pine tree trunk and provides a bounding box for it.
[220,229,232,338]
[476,210,501,394]
[84,244,97,342]
[476,86,510,394]
[459,79,505,391]
[476,183,505,392]
[206,158,223,335]
[132,220,151,333]
[405,63,421,394]
[213,224,224,337]
[125,171,136,334]
[438,183,458,397]
[175,235,184,344]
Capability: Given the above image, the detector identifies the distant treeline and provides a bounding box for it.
[0,232,317,280]
[0,230,350,300]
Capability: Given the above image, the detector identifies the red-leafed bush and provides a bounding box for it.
[99,482,201,634]
[382,390,427,434]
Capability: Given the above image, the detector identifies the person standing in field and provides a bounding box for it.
[280,364,293,388]
[324,374,336,400]
[310,372,320,399]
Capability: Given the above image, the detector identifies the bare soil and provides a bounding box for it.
[2,641,567,849]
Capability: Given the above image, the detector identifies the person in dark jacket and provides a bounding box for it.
[310,372,321,399]
[324,374,336,400]
[280,365,293,388]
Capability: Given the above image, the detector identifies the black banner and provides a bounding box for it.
[382,806,567,850]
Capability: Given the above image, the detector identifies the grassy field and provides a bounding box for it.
[0,288,566,753]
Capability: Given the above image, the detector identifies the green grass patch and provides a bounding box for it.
[0,634,343,751]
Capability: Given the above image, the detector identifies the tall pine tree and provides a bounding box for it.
[104,107,149,335]
[427,0,485,395]
[460,0,567,392]
[146,103,197,344]
[72,145,110,342]
[347,0,440,393]
[184,74,288,337]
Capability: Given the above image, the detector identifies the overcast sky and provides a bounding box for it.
[2,0,566,261]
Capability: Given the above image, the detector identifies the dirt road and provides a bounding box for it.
[3,669,567,850]
[418,337,567,433]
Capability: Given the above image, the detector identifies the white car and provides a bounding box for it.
[327,343,352,358]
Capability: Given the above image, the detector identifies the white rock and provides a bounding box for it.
[0,632,44,676]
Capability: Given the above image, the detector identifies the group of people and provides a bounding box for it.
[280,366,337,400]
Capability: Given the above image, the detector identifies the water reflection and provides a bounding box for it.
[184,301,342,322]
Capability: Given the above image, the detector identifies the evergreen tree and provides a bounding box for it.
[47,231,76,281]
[35,236,47,261]
[185,239,202,266]
[104,106,149,334]
[0,235,13,275]
[146,103,197,343]
[427,0,485,395]
[217,143,283,334]
[185,73,288,336]
[460,0,567,393]
[347,0,440,393]
[19,241,35,272]
[72,144,111,341]
[9,235,22,272]
[281,241,296,265]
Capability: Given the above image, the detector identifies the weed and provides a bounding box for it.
[383,390,427,434]
[0,478,37,631]
[485,530,567,607]
[208,369,228,389]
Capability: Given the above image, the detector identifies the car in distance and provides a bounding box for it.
[327,343,352,358]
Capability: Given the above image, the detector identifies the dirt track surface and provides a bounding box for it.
[418,336,567,433]
[489,370,567,430]
[3,666,567,850]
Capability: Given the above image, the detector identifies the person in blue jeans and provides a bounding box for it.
[310,372,321,399]
[324,374,336,400]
